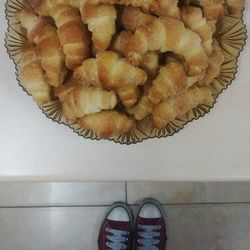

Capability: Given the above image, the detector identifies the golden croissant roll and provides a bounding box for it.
[120,6,156,32]
[203,1,225,21]
[81,3,117,51]
[187,0,224,21]
[225,0,244,15]
[35,0,81,15]
[153,86,214,128]
[48,5,90,69]
[73,51,148,89]
[181,7,213,55]
[19,47,51,106]
[114,17,208,76]
[91,0,180,19]
[19,8,67,87]
[116,86,141,108]
[114,35,160,80]
[111,30,133,55]
[62,86,117,120]
[54,77,80,102]
[78,111,135,138]
[148,62,198,105]
[200,39,224,86]
[140,52,160,79]
[113,34,160,78]
[127,95,153,121]
[35,0,117,51]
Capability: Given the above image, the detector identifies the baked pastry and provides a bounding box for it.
[54,77,80,102]
[181,6,213,55]
[140,52,160,79]
[225,0,245,15]
[91,0,180,19]
[14,0,241,140]
[112,16,208,76]
[48,4,90,69]
[128,60,198,120]
[120,6,156,31]
[81,3,117,51]
[116,86,141,108]
[148,62,198,105]
[127,95,153,120]
[19,8,67,87]
[186,0,224,21]
[35,0,117,51]
[78,111,135,138]
[74,51,147,89]
[200,39,225,86]
[20,46,51,106]
[74,51,147,107]
[153,86,214,128]
[62,86,117,120]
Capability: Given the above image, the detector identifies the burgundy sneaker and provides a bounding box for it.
[134,198,167,250]
[98,202,133,250]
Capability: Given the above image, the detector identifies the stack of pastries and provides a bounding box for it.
[17,0,244,139]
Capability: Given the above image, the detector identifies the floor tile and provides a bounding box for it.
[127,182,206,204]
[1,204,250,250]
[204,182,250,203]
[127,181,250,204]
[0,182,126,207]
[164,204,250,250]
[0,207,105,250]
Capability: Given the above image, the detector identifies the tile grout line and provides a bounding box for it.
[128,201,250,206]
[125,181,128,203]
[2,201,250,209]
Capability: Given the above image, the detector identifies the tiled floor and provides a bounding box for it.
[0,182,250,250]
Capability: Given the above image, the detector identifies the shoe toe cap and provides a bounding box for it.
[139,204,162,218]
[107,207,130,221]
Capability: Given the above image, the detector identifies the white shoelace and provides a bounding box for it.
[137,224,161,250]
[106,228,129,250]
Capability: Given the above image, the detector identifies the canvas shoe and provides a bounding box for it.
[98,202,133,250]
[134,198,167,250]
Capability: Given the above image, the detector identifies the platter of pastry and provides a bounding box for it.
[5,0,246,144]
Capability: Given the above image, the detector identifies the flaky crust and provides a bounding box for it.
[120,6,156,31]
[191,0,225,21]
[140,52,160,79]
[19,9,67,87]
[148,62,198,105]
[35,0,117,52]
[91,0,180,19]
[62,86,117,120]
[128,61,199,120]
[199,39,225,86]
[225,0,245,15]
[73,51,147,89]
[54,77,80,102]
[78,111,135,138]
[181,6,213,55]
[49,4,90,69]
[112,16,209,76]
[20,47,51,106]
[116,86,141,108]
[113,34,160,78]
[81,3,117,51]
[127,95,153,121]
[153,86,214,128]
[35,0,82,15]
